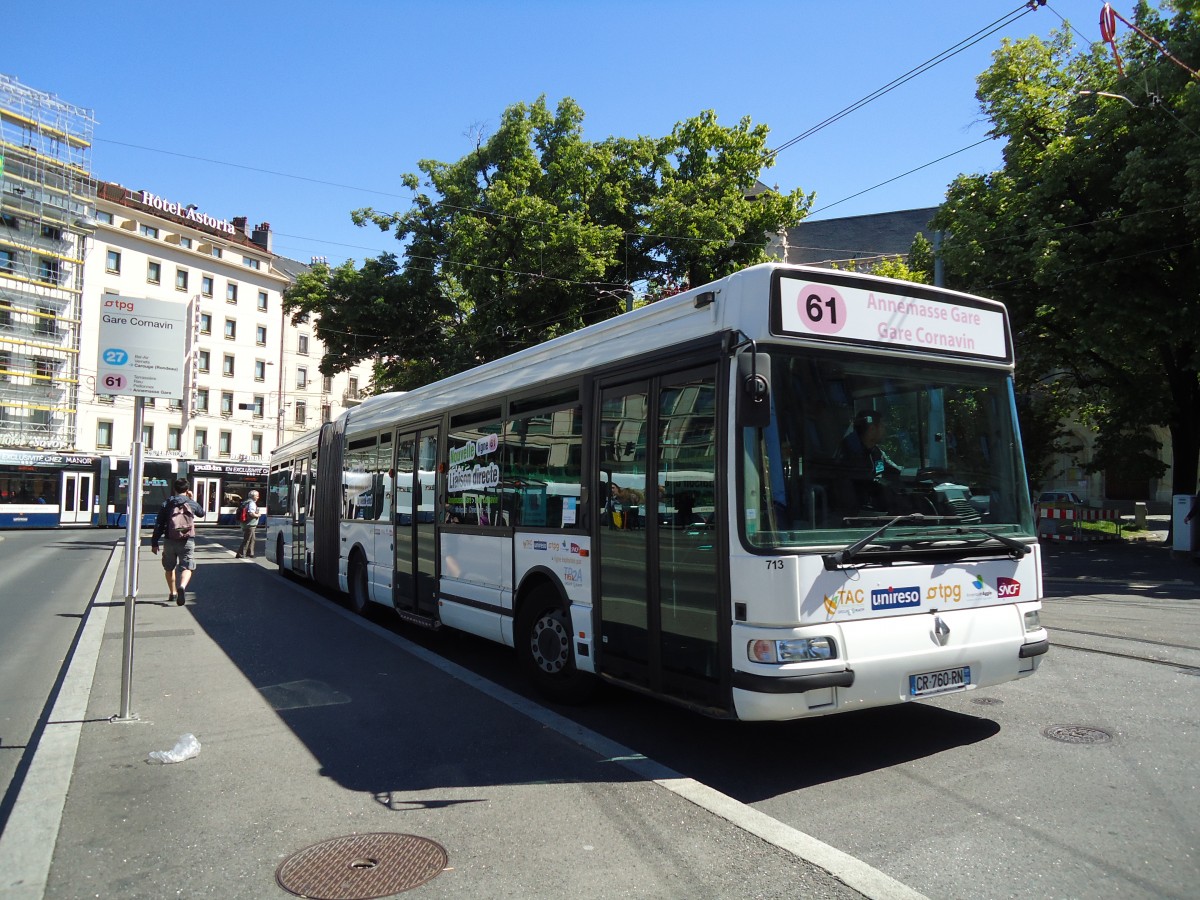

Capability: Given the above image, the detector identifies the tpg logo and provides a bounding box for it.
[102,298,135,312]
[996,577,1021,599]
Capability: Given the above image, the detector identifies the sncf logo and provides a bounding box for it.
[996,577,1021,599]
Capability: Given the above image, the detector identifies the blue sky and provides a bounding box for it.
[8,1,1114,267]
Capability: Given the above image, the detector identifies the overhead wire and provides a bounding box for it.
[764,2,1042,160]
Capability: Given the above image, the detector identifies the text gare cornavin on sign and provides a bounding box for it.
[101,298,176,329]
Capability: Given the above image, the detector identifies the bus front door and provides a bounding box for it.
[60,470,93,525]
[597,366,725,710]
[394,428,439,620]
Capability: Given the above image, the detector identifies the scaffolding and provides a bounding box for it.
[0,73,96,450]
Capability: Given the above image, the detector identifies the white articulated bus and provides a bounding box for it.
[267,263,1047,721]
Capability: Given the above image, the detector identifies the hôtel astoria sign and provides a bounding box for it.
[137,190,236,235]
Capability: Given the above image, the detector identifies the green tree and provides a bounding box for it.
[932,3,1200,496]
[285,97,811,391]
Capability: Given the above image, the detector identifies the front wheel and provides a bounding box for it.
[516,586,595,703]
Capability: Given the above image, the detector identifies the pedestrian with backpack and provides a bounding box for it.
[151,478,205,606]
[235,489,260,559]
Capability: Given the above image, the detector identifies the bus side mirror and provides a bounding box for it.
[737,351,771,429]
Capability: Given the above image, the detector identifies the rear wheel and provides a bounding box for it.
[516,586,595,703]
[348,554,370,615]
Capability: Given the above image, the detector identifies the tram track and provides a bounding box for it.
[1048,626,1200,672]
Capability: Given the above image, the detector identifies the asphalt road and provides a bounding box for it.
[0,529,120,828]
[4,529,1197,899]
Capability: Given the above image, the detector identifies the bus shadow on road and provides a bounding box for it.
[182,557,1000,806]
[184,563,649,801]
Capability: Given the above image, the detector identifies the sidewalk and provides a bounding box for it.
[5,533,917,900]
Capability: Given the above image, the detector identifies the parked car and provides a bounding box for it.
[1037,490,1085,506]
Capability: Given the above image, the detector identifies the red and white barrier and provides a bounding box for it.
[1037,505,1122,541]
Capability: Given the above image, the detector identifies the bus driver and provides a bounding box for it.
[836,410,901,513]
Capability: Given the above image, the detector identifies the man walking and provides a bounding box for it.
[151,478,205,606]
[236,489,261,559]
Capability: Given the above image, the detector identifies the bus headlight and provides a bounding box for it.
[748,637,837,664]
[1023,609,1041,632]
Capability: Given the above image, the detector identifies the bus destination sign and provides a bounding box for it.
[775,275,1010,362]
[96,296,189,398]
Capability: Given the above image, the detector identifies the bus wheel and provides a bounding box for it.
[349,554,369,616]
[516,586,595,703]
[276,534,286,575]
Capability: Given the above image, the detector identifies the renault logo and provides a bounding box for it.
[933,615,951,647]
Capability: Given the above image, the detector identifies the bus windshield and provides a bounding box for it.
[742,348,1034,550]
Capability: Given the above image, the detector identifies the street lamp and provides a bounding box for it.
[1077,90,1137,107]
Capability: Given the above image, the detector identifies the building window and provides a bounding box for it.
[224,318,236,340]
[322,404,332,423]
[147,261,161,284]
[294,401,306,426]
[296,367,307,389]
[179,236,193,249]
[0,249,14,274]
[41,224,62,240]
[219,431,232,457]
[39,258,60,283]
[221,391,234,415]
[211,246,222,259]
[168,397,182,410]
[140,224,159,239]
[35,305,56,336]
[223,354,235,376]
[257,290,268,311]
[255,325,266,345]
[226,282,238,303]
[97,420,113,449]
[105,249,121,273]
[35,357,55,378]
[322,375,332,393]
[168,426,181,451]
[195,428,207,453]
[196,388,209,412]
[298,334,309,355]
[96,211,114,225]
[348,376,359,397]
[251,433,263,456]
[254,359,266,382]
[252,395,264,418]
[142,424,154,449]
[242,256,261,270]
[201,275,214,297]
[176,268,189,291]
[200,312,212,334]
[197,349,210,373]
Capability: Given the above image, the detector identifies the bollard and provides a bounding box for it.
[1133,502,1147,529]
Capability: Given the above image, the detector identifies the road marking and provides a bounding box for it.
[0,544,120,898]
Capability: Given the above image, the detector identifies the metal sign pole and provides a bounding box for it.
[116,396,146,721]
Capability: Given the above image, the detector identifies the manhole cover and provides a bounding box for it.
[276,832,447,899]
[971,697,1003,706]
[1042,724,1112,745]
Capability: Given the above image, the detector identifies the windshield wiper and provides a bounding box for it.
[822,516,1031,570]
[953,527,1030,558]
[823,514,936,569]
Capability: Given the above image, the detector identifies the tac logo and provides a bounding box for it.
[996,577,1021,598]
[871,585,922,610]
[823,588,865,617]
